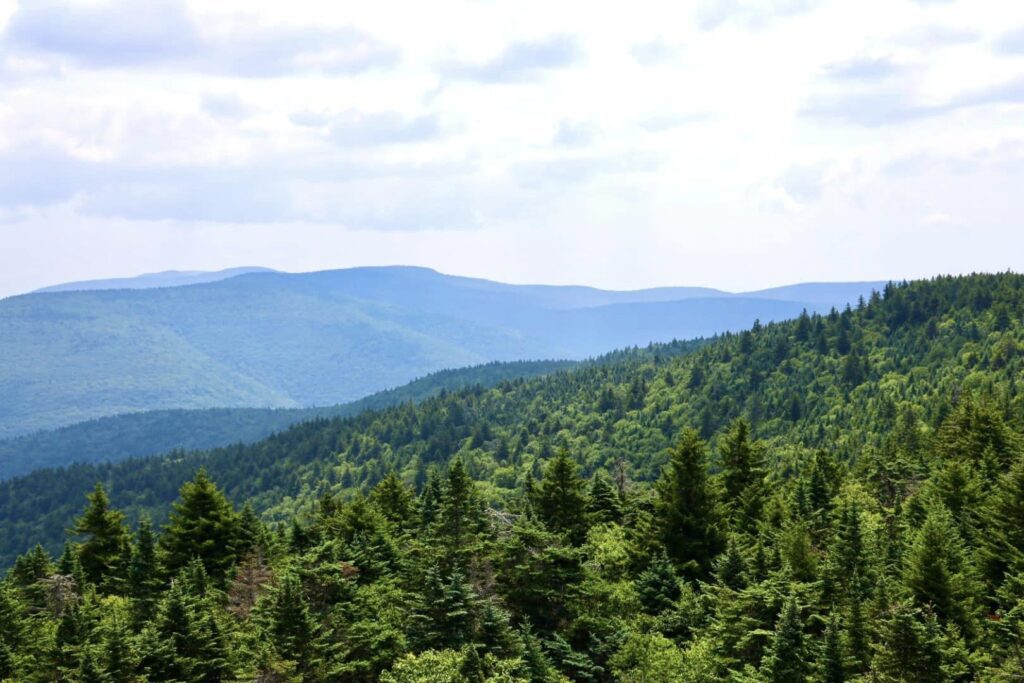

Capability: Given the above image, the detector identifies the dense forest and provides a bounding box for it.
[0,359,578,481]
[2,273,1024,681]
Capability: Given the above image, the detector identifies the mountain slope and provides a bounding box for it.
[0,266,881,438]
[0,273,1019,568]
[0,359,577,481]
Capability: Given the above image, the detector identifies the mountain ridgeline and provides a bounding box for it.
[0,359,579,481]
[2,273,1024,681]
[0,266,882,438]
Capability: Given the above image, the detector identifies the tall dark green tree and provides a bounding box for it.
[655,429,723,578]
[72,483,129,590]
[762,596,808,683]
[159,469,241,582]
[536,448,587,542]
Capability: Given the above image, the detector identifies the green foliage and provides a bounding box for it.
[655,430,723,579]
[0,274,1023,679]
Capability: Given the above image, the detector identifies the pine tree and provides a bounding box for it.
[762,595,808,683]
[655,429,723,578]
[537,448,588,541]
[720,419,761,502]
[140,562,231,683]
[981,453,1024,590]
[636,551,681,615]
[265,571,315,666]
[902,503,979,640]
[371,470,415,526]
[434,459,485,566]
[159,469,241,582]
[585,472,623,526]
[420,564,480,649]
[128,516,162,625]
[818,611,845,683]
[870,602,945,683]
[73,483,130,590]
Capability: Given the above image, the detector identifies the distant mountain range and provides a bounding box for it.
[32,266,277,293]
[0,266,885,440]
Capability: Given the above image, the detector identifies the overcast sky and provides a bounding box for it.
[1,0,1023,296]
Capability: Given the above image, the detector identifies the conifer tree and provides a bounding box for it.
[903,503,979,639]
[981,453,1024,590]
[818,612,846,683]
[73,483,130,590]
[371,470,415,526]
[435,459,485,565]
[762,596,808,683]
[265,571,315,667]
[636,551,681,615]
[128,516,161,624]
[585,471,623,526]
[537,448,588,541]
[655,429,723,578]
[159,469,241,582]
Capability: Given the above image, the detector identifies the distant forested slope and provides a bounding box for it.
[0,266,881,438]
[0,360,578,480]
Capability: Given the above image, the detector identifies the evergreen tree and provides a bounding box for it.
[655,429,723,578]
[434,459,485,566]
[72,483,129,590]
[371,470,415,526]
[762,595,808,683]
[585,471,623,526]
[128,516,162,624]
[536,448,588,541]
[265,571,315,667]
[818,611,846,683]
[902,503,979,639]
[981,453,1024,590]
[159,469,241,582]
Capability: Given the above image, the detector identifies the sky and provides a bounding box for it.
[1,0,1023,297]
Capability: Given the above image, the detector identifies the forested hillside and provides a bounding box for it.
[0,360,577,481]
[2,273,1024,681]
[0,266,878,438]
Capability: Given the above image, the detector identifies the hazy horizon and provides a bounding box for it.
[2,0,1023,297]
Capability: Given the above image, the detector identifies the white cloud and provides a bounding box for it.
[1,0,1024,296]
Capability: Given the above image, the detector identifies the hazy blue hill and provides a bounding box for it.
[0,359,576,481]
[32,266,276,293]
[0,266,882,439]
[744,281,888,304]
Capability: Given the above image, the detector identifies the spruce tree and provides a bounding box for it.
[762,596,808,683]
[159,469,241,582]
[818,611,846,683]
[435,459,485,565]
[537,448,587,542]
[655,429,723,578]
[585,471,623,526]
[265,571,315,666]
[902,503,979,640]
[981,453,1024,590]
[72,483,129,590]
[371,470,415,526]
[128,516,162,625]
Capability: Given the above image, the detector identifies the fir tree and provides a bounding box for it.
[371,470,415,526]
[655,429,723,578]
[159,469,241,582]
[72,483,129,590]
[128,516,162,625]
[585,471,623,526]
[536,448,588,542]
[762,596,808,683]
